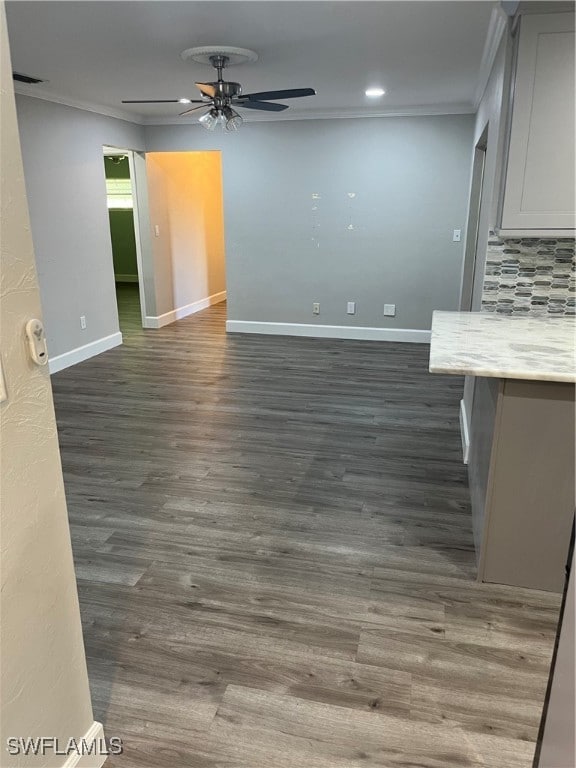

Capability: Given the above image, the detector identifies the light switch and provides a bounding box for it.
[453,229,461,242]
[154,225,160,237]
[347,301,356,315]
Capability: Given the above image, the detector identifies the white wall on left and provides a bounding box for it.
[15,95,146,365]
[1,5,105,764]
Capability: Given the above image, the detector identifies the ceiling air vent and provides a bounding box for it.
[13,72,44,85]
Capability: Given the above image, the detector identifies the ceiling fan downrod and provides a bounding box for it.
[209,54,228,83]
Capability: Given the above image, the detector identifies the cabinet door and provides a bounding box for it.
[501,12,575,231]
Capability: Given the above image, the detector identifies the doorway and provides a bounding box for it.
[143,151,227,327]
[103,147,146,335]
[459,126,488,311]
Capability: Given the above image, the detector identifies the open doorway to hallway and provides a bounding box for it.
[144,151,227,329]
[103,148,144,335]
[103,148,227,335]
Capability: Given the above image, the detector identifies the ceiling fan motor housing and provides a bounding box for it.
[214,81,242,101]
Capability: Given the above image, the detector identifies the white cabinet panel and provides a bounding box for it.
[501,12,575,231]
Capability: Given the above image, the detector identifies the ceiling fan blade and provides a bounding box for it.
[195,82,217,98]
[122,99,205,104]
[180,104,211,117]
[238,101,289,112]
[240,88,316,102]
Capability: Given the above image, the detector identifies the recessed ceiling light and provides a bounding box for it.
[365,88,385,98]
[179,98,192,104]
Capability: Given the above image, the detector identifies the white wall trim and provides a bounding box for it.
[14,85,473,126]
[14,84,142,124]
[459,398,470,465]
[144,103,475,126]
[226,321,431,343]
[473,6,509,109]
[61,721,107,768]
[49,332,123,374]
[144,290,227,329]
[114,274,139,283]
[124,149,151,325]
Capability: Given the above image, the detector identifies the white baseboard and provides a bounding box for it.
[225,320,431,343]
[459,398,470,465]
[49,333,123,374]
[62,721,108,768]
[114,274,138,283]
[144,290,226,329]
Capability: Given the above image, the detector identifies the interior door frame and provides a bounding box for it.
[459,125,488,311]
[103,145,148,327]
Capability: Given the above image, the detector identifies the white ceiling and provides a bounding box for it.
[6,1,498,124]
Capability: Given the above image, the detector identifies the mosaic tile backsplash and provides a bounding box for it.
[482,233,575,316]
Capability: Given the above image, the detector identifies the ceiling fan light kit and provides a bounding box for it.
[122,45,315,131]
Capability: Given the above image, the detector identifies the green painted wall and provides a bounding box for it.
[104,154,130,178]
[108,210,137,278]
[104,156,138,280]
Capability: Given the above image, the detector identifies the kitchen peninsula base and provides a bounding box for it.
[430,311,576,593]
[469,377,574,592]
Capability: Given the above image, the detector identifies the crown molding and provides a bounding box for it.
[142,103,475,127]
[13,84,474,128]
[13,83,144,125]
[473,4,510,109]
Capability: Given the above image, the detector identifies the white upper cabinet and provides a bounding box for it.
[500,12,575,233]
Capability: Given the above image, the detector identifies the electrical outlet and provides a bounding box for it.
[383,304,396,317]
[453,229,461,242]
[347,301,356,315]
[312,302,320,315]
[80,315,87,330]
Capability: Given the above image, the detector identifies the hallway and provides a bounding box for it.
[51,304,560,767]
[115,283,142,335]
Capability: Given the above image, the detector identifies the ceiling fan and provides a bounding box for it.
[122,46,316,131]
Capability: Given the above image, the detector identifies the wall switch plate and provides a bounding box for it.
[347,301,356,315]
[154,224,160,237]
[312,302,320,315]
[80,315,87,330]
[25,319,48,366]
[0,356,7,403]
[453,229,461,242]
[384,304,396,317]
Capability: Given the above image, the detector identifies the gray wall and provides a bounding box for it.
[15,95,145,358]
[16,98,474,361]
[145,115,474,331]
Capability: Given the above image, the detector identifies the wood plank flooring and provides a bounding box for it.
[51,284,561,767]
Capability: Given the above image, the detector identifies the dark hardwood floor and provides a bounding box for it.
[51,284,561,767]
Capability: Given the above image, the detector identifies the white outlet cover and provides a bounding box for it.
[347,301,356,314]
[383,304,396,317]
[453,229,461,242]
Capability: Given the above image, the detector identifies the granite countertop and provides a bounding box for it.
[429,311,576,383]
